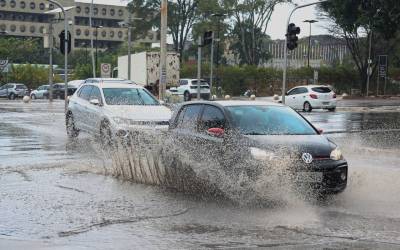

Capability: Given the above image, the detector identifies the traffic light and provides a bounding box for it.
[59,30,71,55]
[286,23,300,50]
[203,31,213,46]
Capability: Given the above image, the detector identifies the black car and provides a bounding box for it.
[167,100,348,195]
[43,83,77,99]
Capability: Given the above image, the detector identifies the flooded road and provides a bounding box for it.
[1,99,400,249]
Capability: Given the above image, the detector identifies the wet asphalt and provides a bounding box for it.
[0,99,400,250]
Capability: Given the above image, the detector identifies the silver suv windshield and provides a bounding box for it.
[227,105,317,135]
[103,88,159,106]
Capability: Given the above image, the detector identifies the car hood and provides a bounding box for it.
[244,134,335,158]
[105,105,172,121]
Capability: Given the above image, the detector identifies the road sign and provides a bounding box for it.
[378,55,388,77]
[100,63,111,78]
[0,59,8,72]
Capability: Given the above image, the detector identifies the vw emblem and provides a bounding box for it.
[301,153,313,164]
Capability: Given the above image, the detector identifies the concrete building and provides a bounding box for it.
[0,0,158,50]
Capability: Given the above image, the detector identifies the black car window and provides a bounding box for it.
[298,87,308,94]
[89,86,102,102]
[178,104,202,131]
[199,105,225,132]
[312,87,331,93]
[79,85,93,100]
[287,88,299,95]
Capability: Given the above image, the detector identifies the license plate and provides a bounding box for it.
[322,102,330,105]
[296,172,323,183]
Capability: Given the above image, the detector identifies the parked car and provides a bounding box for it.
[177,79,210,101]
[30,85,49,99]
[83,78,135,84]
[44,83,77,99]
[66,82,172,144]
[167,100,348,194]
[283,85,337,112]
[0,83,29,100]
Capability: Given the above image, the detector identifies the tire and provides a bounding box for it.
[184,91,191,102]
[66,113,79,138]
[303,102,312,112]
[100,121,113,147]
[31,94,36,100]
[328,107,336,112]
[8,93,15,100]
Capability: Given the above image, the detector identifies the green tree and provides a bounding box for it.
[320,0,400,95]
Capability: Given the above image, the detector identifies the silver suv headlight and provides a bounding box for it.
[330,148,343,161]
[250,147,276,161]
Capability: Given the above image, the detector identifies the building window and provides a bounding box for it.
[76,6,81,13]
[110,30,114,38]
[17,14,24,21]
[0,24,6,31]
[118,9,123,16]
[10,0,16,8]
[0,13,4,19]
[76,29,81,36]
[84,29,89,36]
[0,0,6,7]
[30,26,35,33]
[110,9,115,16]
[118,31,123,38]
[93,8,98,15]
[39,2,45,10]
[101,30,106,37]
[20,25,26,32]
[85,6,89,14]
[30,2,35,9]
[93,30,97,36]
[101,8,106,15]
[10,25,16,32]
[39,26,45,33]
[48,3,54,9]
[20,1,26,8]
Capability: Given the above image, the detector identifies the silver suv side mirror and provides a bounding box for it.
[89,99,100,106]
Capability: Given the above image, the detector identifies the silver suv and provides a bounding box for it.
[0,83,28,100]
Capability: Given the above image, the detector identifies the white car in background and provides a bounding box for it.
[284,85,337,112]
[30,85,49,99]
[66,82,172,144]
[177,78,211,101]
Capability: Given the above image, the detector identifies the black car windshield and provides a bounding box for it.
[103,88,159,105]
[227,105,317,135]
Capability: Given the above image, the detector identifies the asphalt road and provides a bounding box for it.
[0,99,400,249]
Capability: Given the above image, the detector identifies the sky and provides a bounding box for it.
[77,0,330,40]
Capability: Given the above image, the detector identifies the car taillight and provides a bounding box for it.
[310,94,318,99]
[333,93,337,98]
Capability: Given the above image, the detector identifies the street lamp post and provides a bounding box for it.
[119,17,143,81]
[303,19,318,68]
[211,13,226,97]
[94,25,103,74]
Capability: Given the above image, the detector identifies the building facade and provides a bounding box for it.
[0,0,158,50]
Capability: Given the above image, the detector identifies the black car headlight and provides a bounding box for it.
[330,148,343,161]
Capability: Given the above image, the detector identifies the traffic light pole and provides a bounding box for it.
[197,36,202,100]
[282,1,326,104]
[47,0,68,113]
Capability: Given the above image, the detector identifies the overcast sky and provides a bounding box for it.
[78,0,330,40]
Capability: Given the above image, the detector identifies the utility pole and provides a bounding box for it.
[94,25,102,73]
[366,28,372,97]
[48,19,54,102]
[197,36,202,100]
[209,31,214,96]
[127,21,132,80]
[89,0,95,77]
[159,0,167,100]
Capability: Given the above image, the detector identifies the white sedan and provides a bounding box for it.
[284,85,337,112]
[66,82,172,144]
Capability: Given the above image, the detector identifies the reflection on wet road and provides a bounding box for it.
[0,100,400,249]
